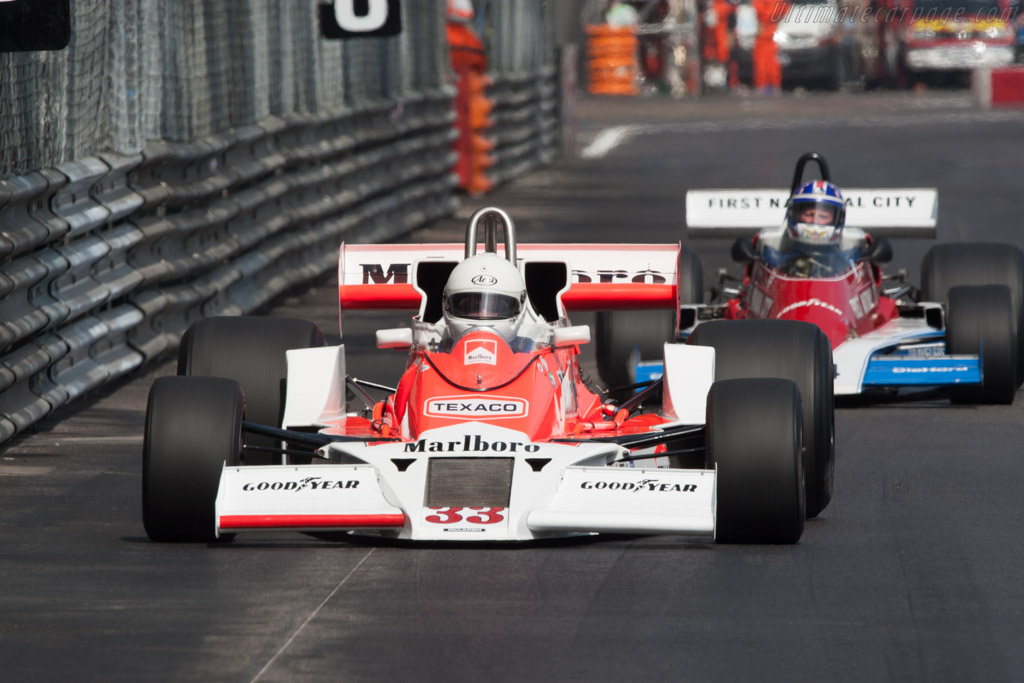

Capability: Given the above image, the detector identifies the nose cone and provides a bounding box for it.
[776,304,851,349]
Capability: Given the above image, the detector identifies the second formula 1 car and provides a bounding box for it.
[597,153,1024,405]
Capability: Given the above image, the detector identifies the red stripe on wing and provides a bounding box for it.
[219,514,406,529]
[339,283,677,311]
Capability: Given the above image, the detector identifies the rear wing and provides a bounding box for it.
[338,242,681,314]
[686,189,938,238]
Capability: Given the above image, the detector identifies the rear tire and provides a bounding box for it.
[946,285,1018,404]
[143,376,244,542]
[689,319,834,518]
[178,316,326,463]
[595,246,704,389]
[708,378,805,544]
[921,242,1024,387]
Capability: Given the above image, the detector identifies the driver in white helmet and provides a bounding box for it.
[440,252,531,352]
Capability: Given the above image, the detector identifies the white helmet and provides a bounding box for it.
[442,253,527,342]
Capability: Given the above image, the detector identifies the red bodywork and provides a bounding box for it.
[333,241,686,444]
[324,330,672,443]
[400,332,598,440]
[728,256,898,349]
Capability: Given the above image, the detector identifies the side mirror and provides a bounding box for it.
[865,237,893,265]
[731,237,757,264]
[553,325,590,346]
[376,328,413,349]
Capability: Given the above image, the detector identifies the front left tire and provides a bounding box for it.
[689,319,834,519]
[946,285,1018,405]
[708,377,805,544]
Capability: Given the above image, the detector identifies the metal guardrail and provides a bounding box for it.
[0,93,460,444]
[488,67,559,187]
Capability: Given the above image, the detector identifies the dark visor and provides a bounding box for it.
[445,292,521,320]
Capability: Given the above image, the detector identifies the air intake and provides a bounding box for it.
[426,458,514,507]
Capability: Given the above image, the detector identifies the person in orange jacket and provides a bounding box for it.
[751,0,788,91]
[712,0,734,65]
[701,0,739,88]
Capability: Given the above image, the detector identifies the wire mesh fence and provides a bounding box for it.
[1,0,456,178]
[0,1,566,445]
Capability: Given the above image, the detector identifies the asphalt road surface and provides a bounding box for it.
[3,90,1024,682]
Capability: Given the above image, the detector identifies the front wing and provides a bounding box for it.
[636,314,981,395]
[214,424,716,541]
[833,317,979,395]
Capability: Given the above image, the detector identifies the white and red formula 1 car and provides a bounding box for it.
[142,207,835,545]
[597,153,1024,405]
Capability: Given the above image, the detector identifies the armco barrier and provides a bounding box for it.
[1,4,567,448]
[0,94,458,446]
[488,68,559,186]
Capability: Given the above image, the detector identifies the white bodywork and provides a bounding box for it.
[281,346,347,428]
[339,243,681,289]
[661,344,715,424]
[237,239,723,541]
[223,336,723,541]
[907,45,1014,71]
[832,315,944,395]
[553,325,591,346]
[686,188,938,236]
[376,327,413,349]
[214,423,718,541]
[774,1,840,48]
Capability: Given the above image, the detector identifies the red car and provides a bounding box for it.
[597,153,1024,405]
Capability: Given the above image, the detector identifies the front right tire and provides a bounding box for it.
[178,316,326,463]
[143,376,244,543]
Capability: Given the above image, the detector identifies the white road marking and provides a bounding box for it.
[251,549,375,683]
[580,109,1024,158]
[0,466,55,476]
[581,124,644,158]
[49,435,144,445]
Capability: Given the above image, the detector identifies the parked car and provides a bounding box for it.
[735,0,846,89]
[847,0,1016,87]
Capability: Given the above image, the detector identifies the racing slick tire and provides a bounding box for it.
[689,319,834,519]
[946,285,1018,405]
[595,246,704,390]
[707,378,805,544]
[143,376,243,543]
[921,242,1024,387]
[178,316,326,464]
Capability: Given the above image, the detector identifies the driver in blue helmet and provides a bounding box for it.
[764,179,861,277]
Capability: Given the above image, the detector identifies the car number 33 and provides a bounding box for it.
[425,507,506,525]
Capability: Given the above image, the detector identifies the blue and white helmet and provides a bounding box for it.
[786,180,846,246]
